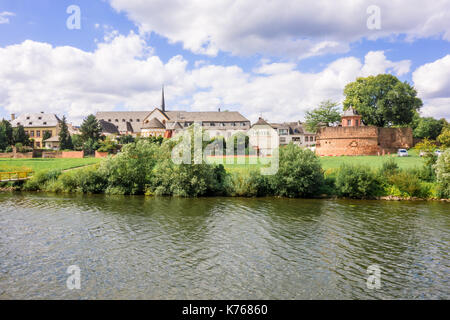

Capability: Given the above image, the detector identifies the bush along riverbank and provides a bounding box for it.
[2,131,449,200]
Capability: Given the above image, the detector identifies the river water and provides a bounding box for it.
[0,193,448,299]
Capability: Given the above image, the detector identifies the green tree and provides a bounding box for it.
[80,114,102,142]
[0,124,8,151]
[59,116,73,150]
[413,117,445,140]
[117,134,135,145]
[437,127,450,149]
[71,134,84,151]
[42,130,52,141]
[13,125,30,146]
[226,132,249,155]
[343,74,423,127]
[305,100,341,132]
[0,119,13,146]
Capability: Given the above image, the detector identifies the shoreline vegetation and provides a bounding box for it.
[1,132,449,201]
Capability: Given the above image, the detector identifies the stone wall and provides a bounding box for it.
[315,126,413,156]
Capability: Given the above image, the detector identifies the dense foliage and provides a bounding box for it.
[434,149,450,198]
[59,116,73,150]
[343,74,422,127]
[269,144,324,197]
[335,164,383,198]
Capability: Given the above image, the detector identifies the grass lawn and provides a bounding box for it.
[0,158,102,173]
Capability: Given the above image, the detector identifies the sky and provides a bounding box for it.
[0,0,449,125]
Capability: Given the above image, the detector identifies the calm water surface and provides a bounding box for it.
[0,193,448,299]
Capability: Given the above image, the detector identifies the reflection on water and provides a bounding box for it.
[0,193,448,299]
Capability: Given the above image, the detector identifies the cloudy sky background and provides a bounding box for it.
[0,0,449,124]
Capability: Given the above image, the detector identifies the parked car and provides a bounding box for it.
[397,149,409,157]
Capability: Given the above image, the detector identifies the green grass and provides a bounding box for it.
[0,158,102,173]
[207,151,425,174]
[320,149,424,171]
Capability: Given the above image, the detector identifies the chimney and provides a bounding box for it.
[11,113,15,121]
[218,107,221,112]
[41,111,44,114]
[161,85,166,112]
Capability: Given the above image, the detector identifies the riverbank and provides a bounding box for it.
[1,140,448,200]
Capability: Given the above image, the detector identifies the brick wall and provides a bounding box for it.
[95,151,109,158]
[61,151,84,158]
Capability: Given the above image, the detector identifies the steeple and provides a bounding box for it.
[161,85,166,112]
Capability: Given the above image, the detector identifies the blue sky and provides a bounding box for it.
[0,0,449,124]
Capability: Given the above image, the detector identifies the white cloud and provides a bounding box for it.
[108,0,450,58]
[0,32,446,125]
[0,11,14,24]
[412,54,450,119]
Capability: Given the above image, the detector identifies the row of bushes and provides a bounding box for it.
[11,136,450,199]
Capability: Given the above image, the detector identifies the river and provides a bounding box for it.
[0,193,448,299]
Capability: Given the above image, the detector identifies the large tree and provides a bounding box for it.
[413,117,446,140]
[343,74,423,127]
[305,100,341,132]
[0,119,13,146]
[59,116,73,150]
[80,114,102,142]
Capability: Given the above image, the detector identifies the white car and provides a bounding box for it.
[397,149,409,157]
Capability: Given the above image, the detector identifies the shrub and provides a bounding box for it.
[335,164,383,199]
[269,144,324,198]
[434,149,450,198]
[150,161,226,197]
[101,140,162,194]
[23,169,62,191]
[379,158,399,176]
[75,166,107,193]
[386,171,431,198]
[225,169,271,197]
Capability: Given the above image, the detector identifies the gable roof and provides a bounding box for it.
[99,119,120,134]
[342,107,359,117]
[142,118,165,129]
[96,111,151,132]
[10,113,60,127]
[164,111,249,122]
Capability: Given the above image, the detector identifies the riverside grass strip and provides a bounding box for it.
[0,158,102,173]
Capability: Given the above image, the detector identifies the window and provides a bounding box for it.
[115,119,119,122]
[355,119,358,126]
[29,122,32,125]
[136,119,140,122]
[17,122,21,125]
[130,119,133,122]
[26,116,30,120]
[241,122,246,126]
[36,142,40,147]
[38,117,42,120]
[210,123,215,126]
[30,131,34,137]
[279,129,288,135]
[43,122,47,125]
[347,119,351,126]
[305,136,309,142]
[36,130,40,137]
[108,119,111,122]
[279,137,286,143]
[122,119,126,122]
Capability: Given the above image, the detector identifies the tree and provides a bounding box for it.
[13,125,30,146]
[437,127,450,149]
[227,132,249,155]
[0,119,13,146]
[117,134,135,145]
[71,134,84,151]
[413,117,445,140]
[434,149,450,198]
[42,130,52,142]
[305,100,341,132]
[0,124,8,151]
[343,74,423,127]
[59,116,73,150]
[80,114,102,142]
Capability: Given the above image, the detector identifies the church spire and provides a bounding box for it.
[161,85,166,112]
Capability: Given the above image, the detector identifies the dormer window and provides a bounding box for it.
[17,122,21,125]
[115,119,119,122]
[122,119,126,122]
[29,122,32,125]
[136,119,140,122]
[38,117,42,120]
[108,119,111,122]
[43,122,47,125]
[26,116,30,120]
[130,119,133,122]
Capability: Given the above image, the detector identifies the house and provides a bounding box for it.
[247,117,279,156]
[10,112,60,149]
[269,121,316,147]
[43,135,60,150]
